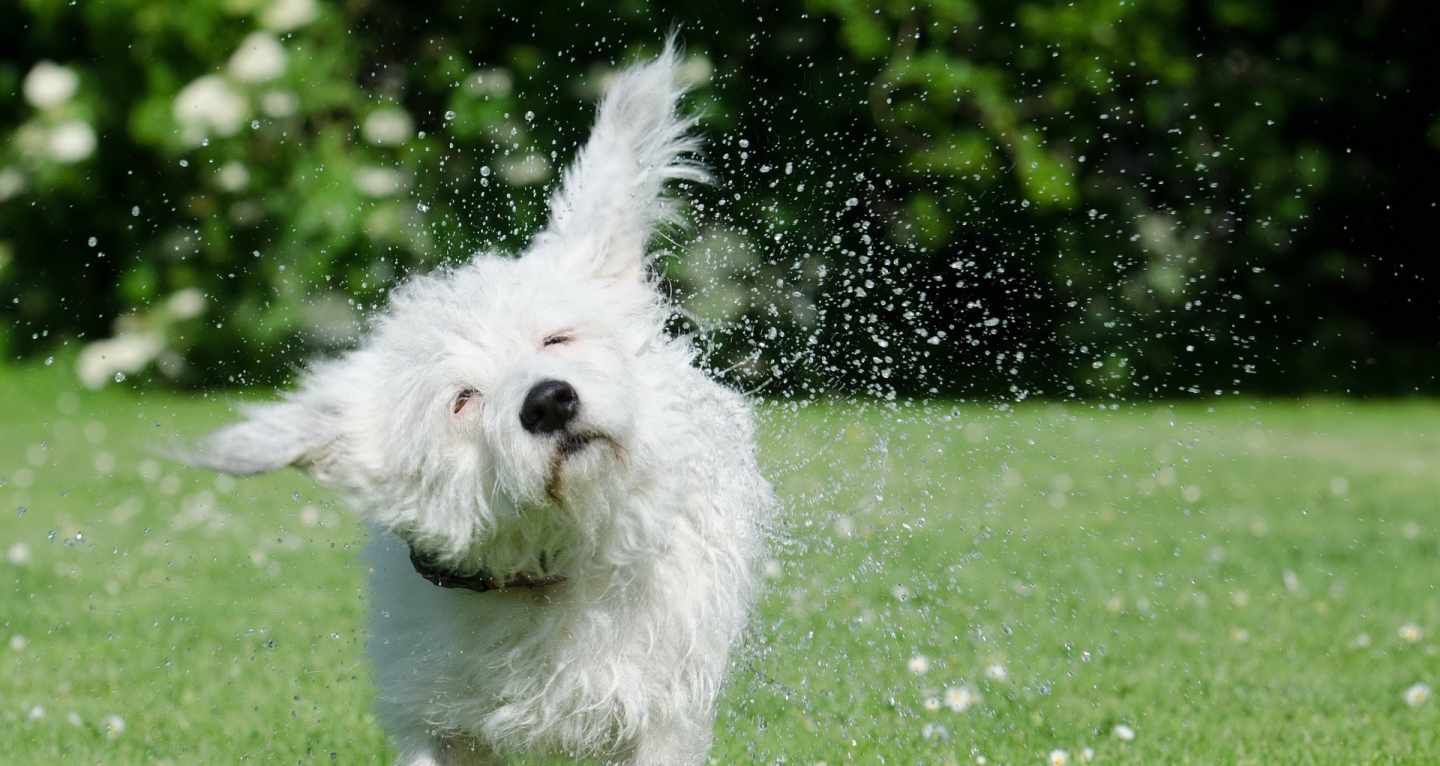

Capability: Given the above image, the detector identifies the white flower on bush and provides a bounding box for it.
[77,331,164,389]
[362,107,413,146]
[0,168,24,202]
[228,32,287,83]
[173,75,249,141]
[166,287,207,320]
[677,54,713,88]
[466,68,513,97]
[23,61,79,110]
[354,166,406,197]
[261,0,317,31]
[48,120,96,163]
[499,153,550,186]
[261,90,298,118]
[215,161,250,192]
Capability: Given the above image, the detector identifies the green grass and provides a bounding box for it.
[2,361,1438,764]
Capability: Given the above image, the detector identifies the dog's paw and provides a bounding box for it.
[394,737,502,766]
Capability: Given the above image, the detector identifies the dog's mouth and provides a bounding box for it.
[557,431,601,458]
[556,430,624,461]
[545,430,621,502]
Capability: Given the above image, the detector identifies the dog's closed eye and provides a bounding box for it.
[453,388,479,414]
[543,332,573,348]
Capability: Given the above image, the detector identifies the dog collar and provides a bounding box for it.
[407,546,567,593]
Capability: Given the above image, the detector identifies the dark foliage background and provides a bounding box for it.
[1,0,1435,398]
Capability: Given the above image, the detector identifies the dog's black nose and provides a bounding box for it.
[520,379,579,434]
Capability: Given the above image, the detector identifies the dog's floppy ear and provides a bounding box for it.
[183,398,342,478]
[534,36,708,282]
[179,362,352,482]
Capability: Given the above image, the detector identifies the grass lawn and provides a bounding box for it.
[2,360,1438,764]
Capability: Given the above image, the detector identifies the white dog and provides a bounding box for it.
[187,42,772,765]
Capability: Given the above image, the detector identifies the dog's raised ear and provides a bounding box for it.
[533,37,708,282]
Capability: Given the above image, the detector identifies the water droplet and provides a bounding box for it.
[43,356,53,366]
[444,111,456,121]
[87,236,97,247]
[113,372,126,383]
[524,110,535,123]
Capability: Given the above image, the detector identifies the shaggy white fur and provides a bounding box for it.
[187,41,773,765]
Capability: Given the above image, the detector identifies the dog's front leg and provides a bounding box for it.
[617,718,713,766]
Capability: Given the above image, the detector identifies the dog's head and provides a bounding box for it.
[185,42,708,564]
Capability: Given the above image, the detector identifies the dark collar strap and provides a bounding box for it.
[408,546,566,593]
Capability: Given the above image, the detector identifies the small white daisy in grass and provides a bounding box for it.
[27,704,45,721]
[945,685,980,712]
[101,714,126,739]
[6,542,32,566]
[1283,569,1301,593]
[1080,746,1095,762]
[1404,683,1432,708]
[1328,476,1350,496]
[1399,623,1424,643]
[907,655,929,674]
[137,459,162,482]
[984,662,1008,682]
[923,696,941,712]
[1048,748,1069,766]
[1113,723,1136,741]
[9,634,27,651]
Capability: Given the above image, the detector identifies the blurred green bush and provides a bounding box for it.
[1,0,1434,396]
